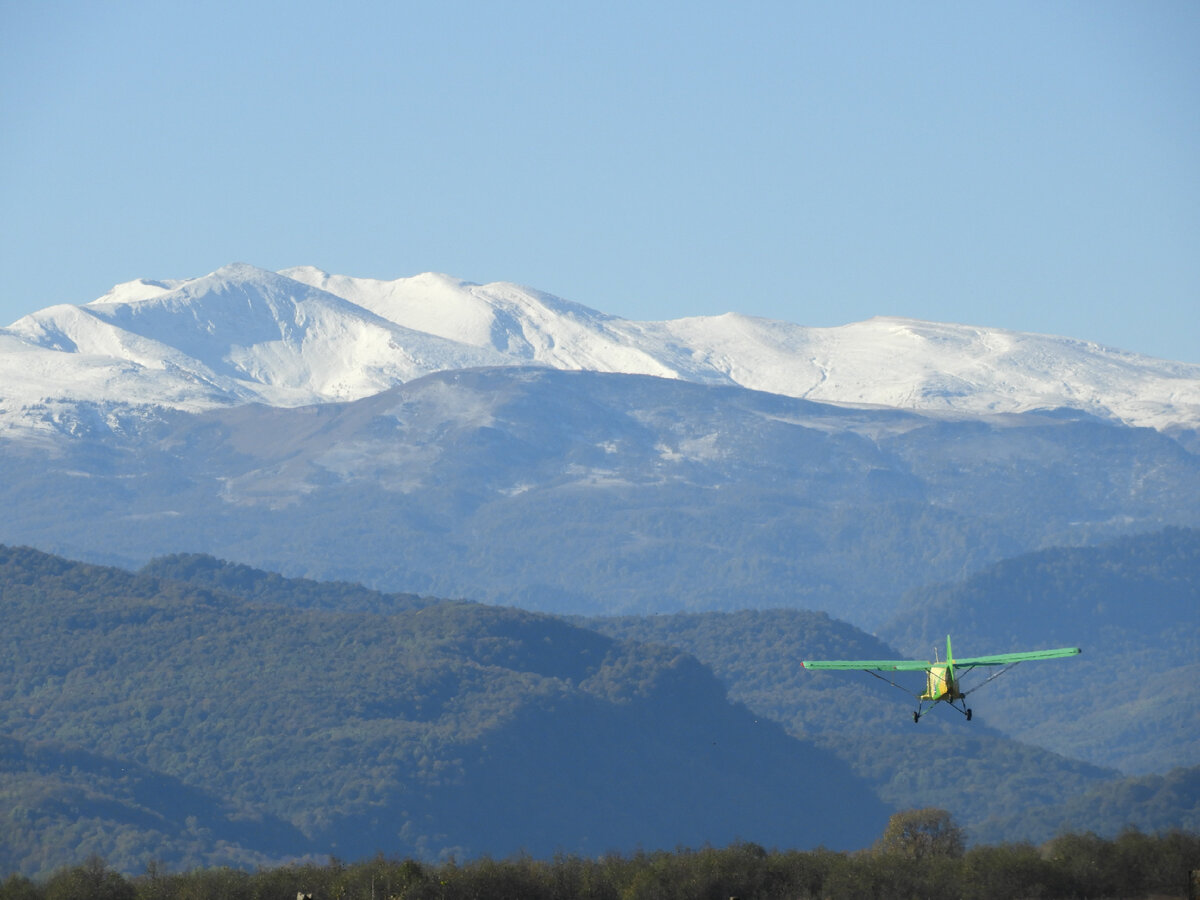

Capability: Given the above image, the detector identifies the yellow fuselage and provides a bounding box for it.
[921,665,964,702]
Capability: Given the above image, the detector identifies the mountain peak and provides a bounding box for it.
[88,276,184,308]
[2,263,1198,437]
[179,263,296,297]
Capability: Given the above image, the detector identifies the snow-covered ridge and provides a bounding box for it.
[2,262,1198,438]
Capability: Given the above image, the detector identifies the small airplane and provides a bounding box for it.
[801,635,1081,722]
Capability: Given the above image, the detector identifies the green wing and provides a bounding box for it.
[802,659,931,671]
[803,646,1080,670]
[952,647,1081,667]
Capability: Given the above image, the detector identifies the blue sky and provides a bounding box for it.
[3,1,1197,361]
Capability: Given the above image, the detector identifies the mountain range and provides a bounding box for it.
[3,264,1199,626]
[4,263,1199,439]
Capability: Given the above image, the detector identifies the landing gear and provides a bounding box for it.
[913,711,920,723]
[966,709,972,721]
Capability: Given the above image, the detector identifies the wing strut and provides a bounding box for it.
[864,667,922,700]
[961,661,1022,697]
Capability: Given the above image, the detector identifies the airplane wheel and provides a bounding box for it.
[913,712,920,723]
[966,709,972,721]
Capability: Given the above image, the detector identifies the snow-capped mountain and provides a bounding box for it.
[2,262,1198,440]
[2,265,1198,623]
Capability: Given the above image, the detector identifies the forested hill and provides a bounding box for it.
[0,545,886,878]
[139,551,433,614]
[581,528,1200,842]
[882,526,1200,654]
[878,526,1200,773]
[5,533,1195,878]
[581,609,1118,845]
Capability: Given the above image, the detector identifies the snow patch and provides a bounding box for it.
[2,263,1198,440]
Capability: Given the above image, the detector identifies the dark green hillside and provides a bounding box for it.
[0,545,886,878]
[974,764,1200,846]
[580,610,935,737]
[139,552,432,613]
[586,611,1111,839]
[102,539,1200,848]
[878,527,1200,772]
[0,735,305,876]
[882,526,1200,653]
[584,603,1196,844]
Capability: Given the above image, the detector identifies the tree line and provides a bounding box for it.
[3,813,1198,900]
